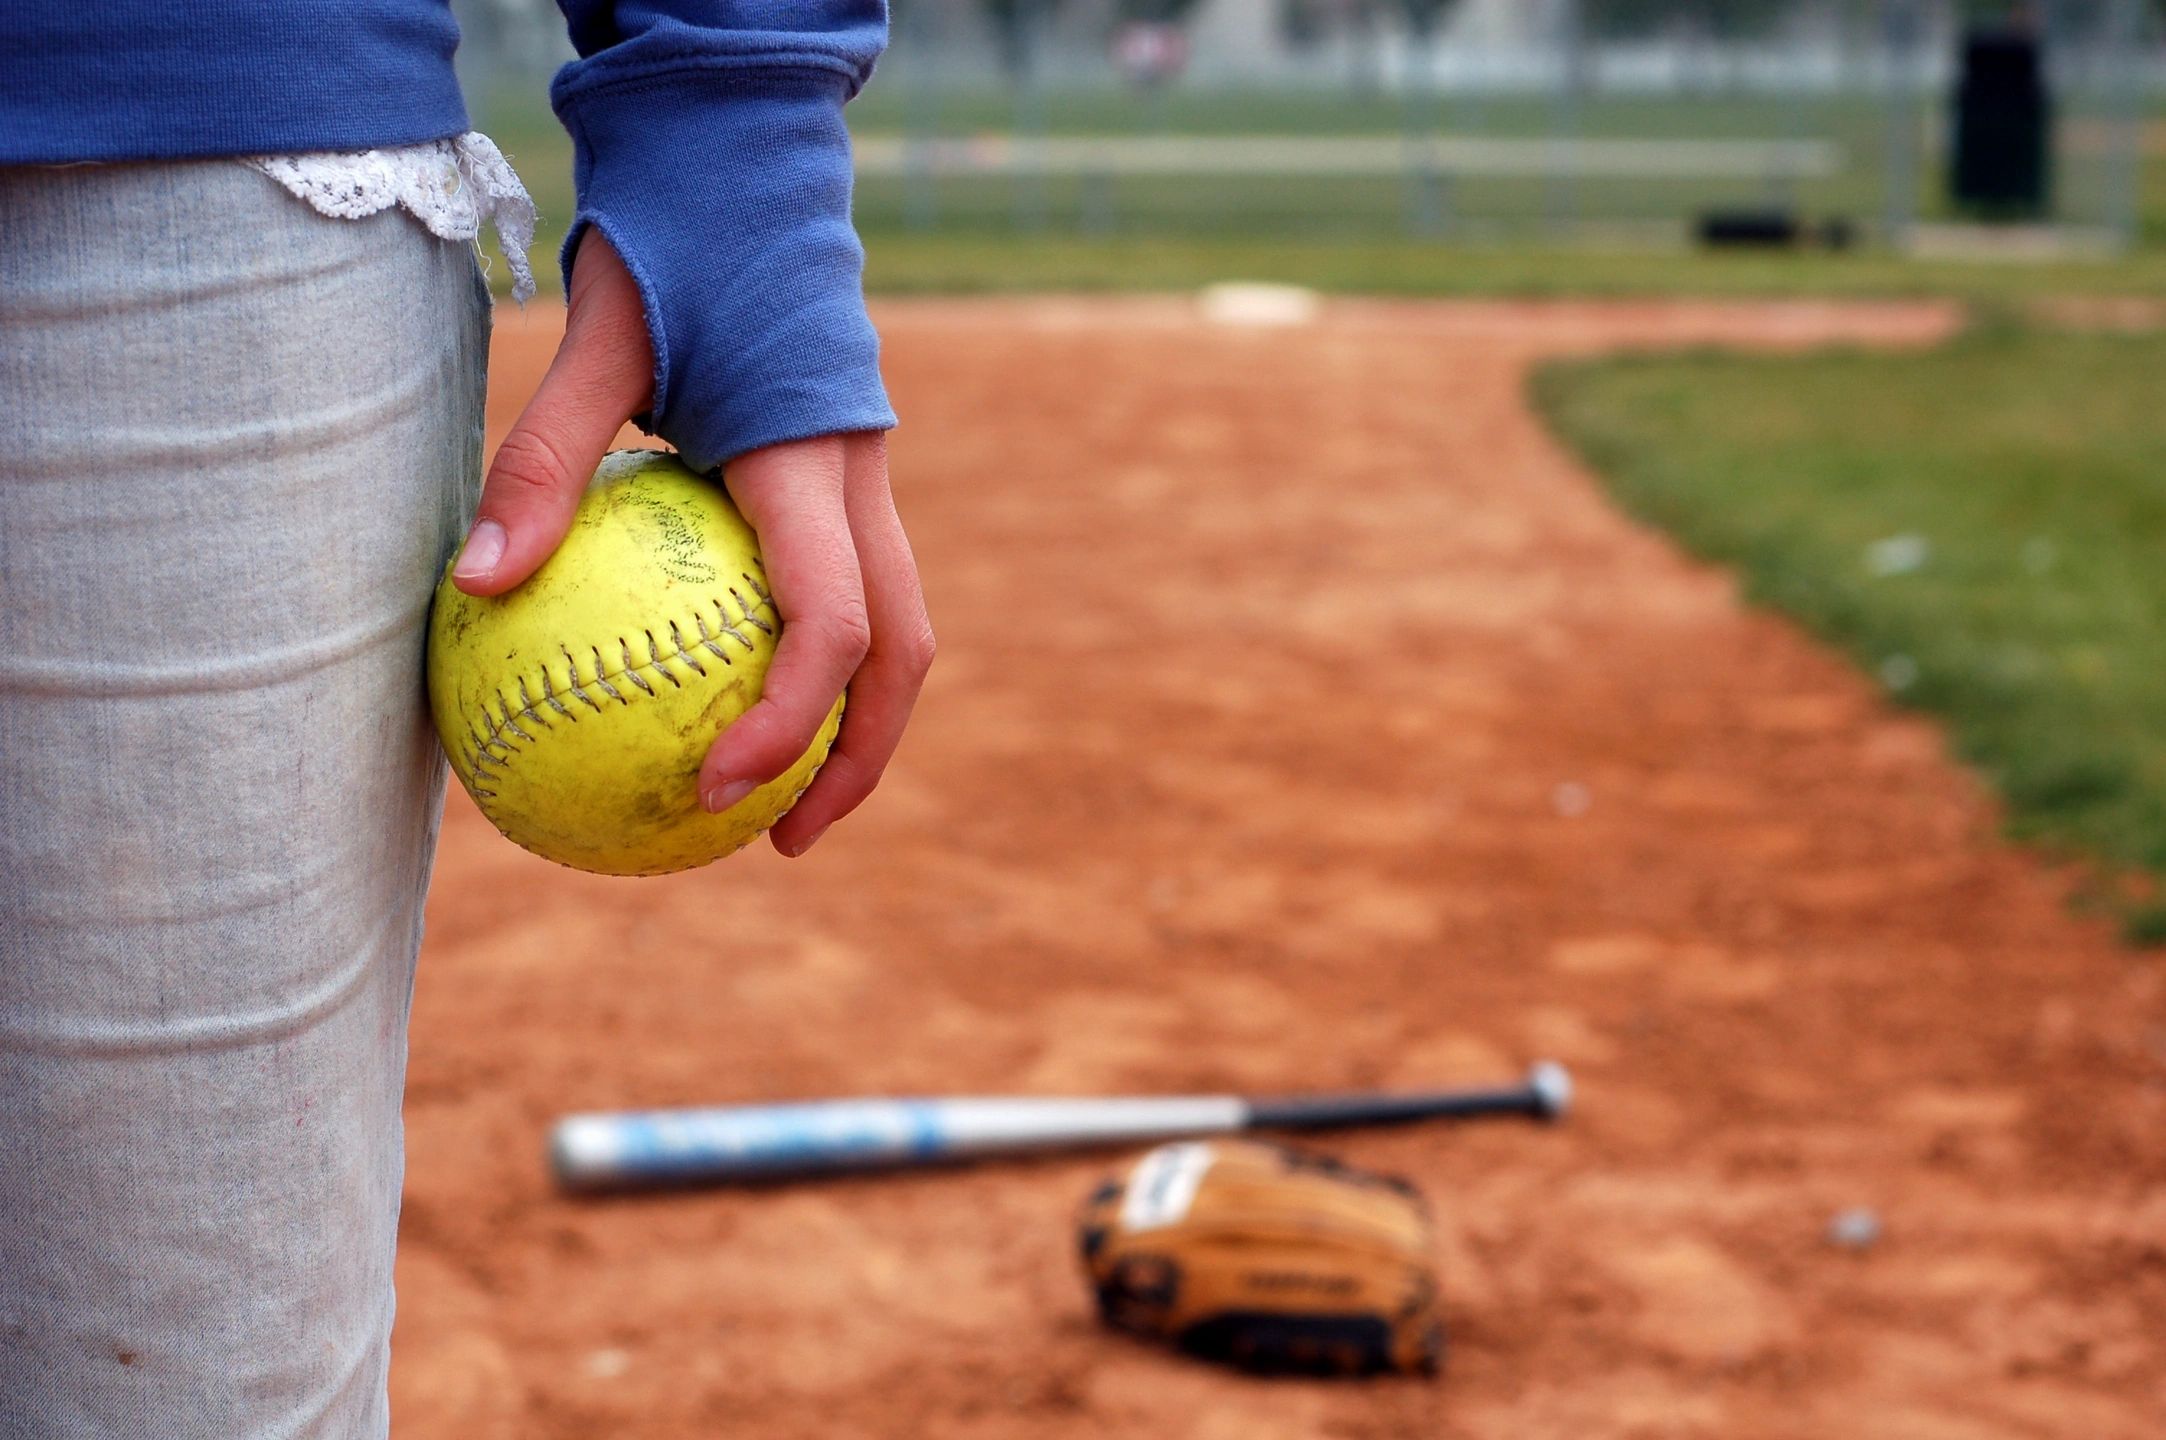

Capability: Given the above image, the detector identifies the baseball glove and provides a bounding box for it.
[1076,1139,1442,1377]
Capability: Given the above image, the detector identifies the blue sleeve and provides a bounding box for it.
[550,1,895,473]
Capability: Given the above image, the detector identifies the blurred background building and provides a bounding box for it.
[453,0,2162,257]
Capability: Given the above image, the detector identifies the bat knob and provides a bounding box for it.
[1526,1061,1573,1121]
[551,1115,627,1191]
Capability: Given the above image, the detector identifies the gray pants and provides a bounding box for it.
[0,161,489,1437]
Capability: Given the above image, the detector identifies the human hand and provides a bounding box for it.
[452,230,932,857]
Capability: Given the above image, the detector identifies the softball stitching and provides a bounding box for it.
[459,567,777,804]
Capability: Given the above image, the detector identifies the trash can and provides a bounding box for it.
[1951,26,2052,218]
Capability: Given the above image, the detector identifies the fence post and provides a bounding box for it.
[901,0,938,232]
[1404,25,1448,237]
[1546,0,1586,241]
[1879,0,1924,250]
[2101,0,2146,249]
[1012,0,1050,233]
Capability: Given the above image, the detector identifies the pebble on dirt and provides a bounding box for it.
[1826,1207,1884,1251]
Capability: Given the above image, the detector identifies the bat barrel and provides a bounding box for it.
[551,1096,1247,1192]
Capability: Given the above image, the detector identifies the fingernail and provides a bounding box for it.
[452,519,506,582]
[703,778,758,813]
[786,824,830,858]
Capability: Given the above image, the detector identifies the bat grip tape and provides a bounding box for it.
[1246,1089,1537,1130]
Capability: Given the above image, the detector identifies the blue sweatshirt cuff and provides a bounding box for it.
[551,53,894,473]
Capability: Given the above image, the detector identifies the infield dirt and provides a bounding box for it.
[392,298,2166,1439]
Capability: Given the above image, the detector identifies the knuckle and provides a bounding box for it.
[899,620,937,676]
[488,428,578,502]
[824,748,879,797]
[807,757,879,820]
[745,701,828,772]
[813,602,874,665]
[848,760,889,802]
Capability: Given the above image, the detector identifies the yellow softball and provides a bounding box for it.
[427,449,841,876]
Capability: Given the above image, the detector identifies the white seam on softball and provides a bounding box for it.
[458,566,777,808]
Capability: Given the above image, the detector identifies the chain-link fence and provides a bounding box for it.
[457,0,2164,252]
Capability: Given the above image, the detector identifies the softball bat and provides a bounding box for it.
[549,1062,1571,1191]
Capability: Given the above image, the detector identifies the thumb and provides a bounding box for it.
[453,232,654,596]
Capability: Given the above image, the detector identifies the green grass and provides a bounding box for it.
[858,232,2166,298]
[1533,323,2166,942]
[850,169,1891,240]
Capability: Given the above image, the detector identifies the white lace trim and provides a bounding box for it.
[246,132,538,302]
